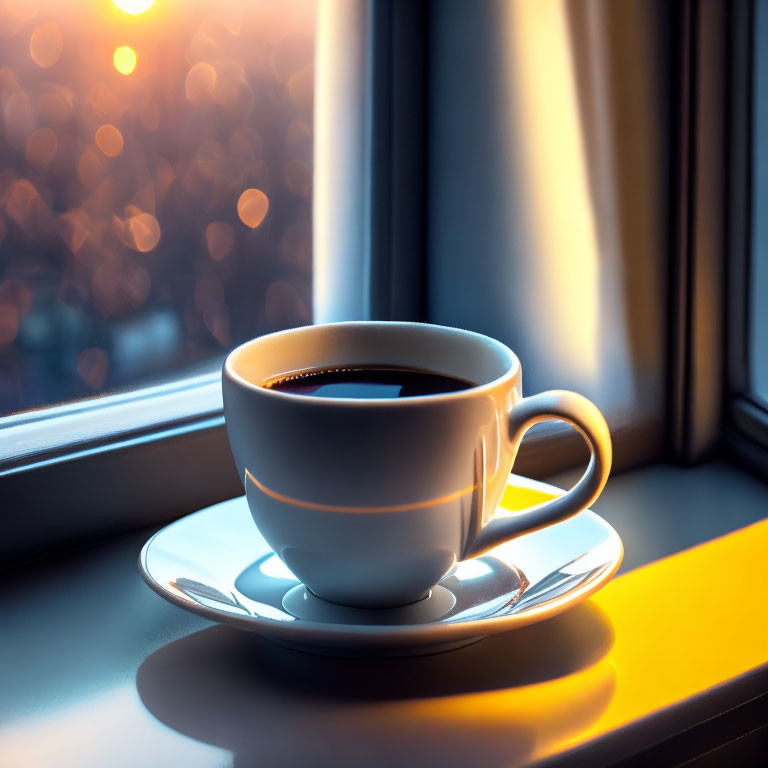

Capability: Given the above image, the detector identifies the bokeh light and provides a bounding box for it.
[5,179,39,230]
[25,128,58,168]
[123,260,151,306]
[237,188,269,228]
[77,348,109,389]
[287,67,313,107]
[77,149,106,187]
[0,304,19,345]
[38,85,74,123]
[185,62,216,105]
[203,303,229,345]
[114,210,161,253]
[2,81,36,148]
[94,124,124,157]
[205,221,234,261]
[56,210,92,253]
[113,0,154,15]
[29,23,63,68]
[113,46,137,75]
[128,213,161,252]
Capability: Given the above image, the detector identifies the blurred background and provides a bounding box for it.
[0,0,314,417]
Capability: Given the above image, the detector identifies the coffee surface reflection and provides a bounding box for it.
[262,366,475,399]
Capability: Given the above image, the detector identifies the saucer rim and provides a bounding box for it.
[138,474,623,647]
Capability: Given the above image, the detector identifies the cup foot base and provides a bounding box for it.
[305,586,431,609]
[282,583,457,625]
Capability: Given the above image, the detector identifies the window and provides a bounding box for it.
[0,0,315,419]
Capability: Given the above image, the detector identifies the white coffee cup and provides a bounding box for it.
[223,321,611,608]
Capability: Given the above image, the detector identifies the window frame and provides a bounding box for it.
[665,0,764,477]
[722,0,768,478]
[666,0,729,464]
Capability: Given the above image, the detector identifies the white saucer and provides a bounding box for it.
[139,474,623,657]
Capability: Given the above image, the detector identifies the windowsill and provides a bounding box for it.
[2,460,767,767]
[0,370,223,474]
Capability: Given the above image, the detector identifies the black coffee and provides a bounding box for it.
[262,366,475,399]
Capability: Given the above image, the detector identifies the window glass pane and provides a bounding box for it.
[0,0,314,418]
[752,0,768,401]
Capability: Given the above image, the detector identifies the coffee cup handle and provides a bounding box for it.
[465,390,612,558]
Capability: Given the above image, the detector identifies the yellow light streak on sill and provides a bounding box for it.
[385,502,768,765]
[566,517,768,751]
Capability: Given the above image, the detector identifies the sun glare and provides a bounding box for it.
[113,46,137,75]
[113,0,154,15]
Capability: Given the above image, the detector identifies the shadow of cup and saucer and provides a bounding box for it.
[136,599,616,768]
